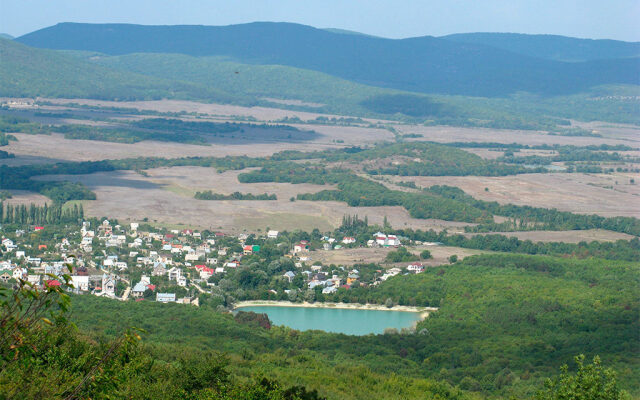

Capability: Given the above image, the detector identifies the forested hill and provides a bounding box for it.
[442,32,640,62]
[0,38,238,102]
[16,22,640,97]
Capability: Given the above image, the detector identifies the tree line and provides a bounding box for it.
[0,202,83,225]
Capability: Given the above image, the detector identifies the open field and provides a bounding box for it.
[388,172,640,218]
[145,166,335,199]
[1,190,49,206]
[37,98,391,124]
[311,245,489,267]
[462,148,559,159]
[399,123,640,147]
[465,229,636,243]
[32,168,473,232]
[0,132,345,166]
[1,123,391,166]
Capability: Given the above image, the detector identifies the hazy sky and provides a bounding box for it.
[2,0,639,41]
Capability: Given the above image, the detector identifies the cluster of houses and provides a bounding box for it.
[1,217,435,306]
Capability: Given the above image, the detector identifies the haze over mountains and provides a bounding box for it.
[16,22,640,97]
[442,32,640,62]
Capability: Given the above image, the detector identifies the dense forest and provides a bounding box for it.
[34,253,637,399]
[17,23,640,97]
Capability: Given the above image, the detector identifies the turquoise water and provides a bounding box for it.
[237,306,422,335]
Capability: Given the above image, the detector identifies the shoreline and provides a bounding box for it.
[234,300,438,319]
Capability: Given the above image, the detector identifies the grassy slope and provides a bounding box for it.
[0,38,238,102]
[75,51,640,126]
[2,38,638,126]
[442,33,640,62]
[84,52,394,114]
[16,22,639,97]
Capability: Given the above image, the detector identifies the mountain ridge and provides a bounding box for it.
[443,32,640,62]
[17,22,640,97]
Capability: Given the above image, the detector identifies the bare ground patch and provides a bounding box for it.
[388,172,640,218]
[0,133,336,165]
[396,124,639,148]
[311,245,490,267]
[465,229,636,243]
[31,169,473,232]
[1,190,49,206]
[40,98,390,125]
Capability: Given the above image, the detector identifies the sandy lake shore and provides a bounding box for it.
[234,300,438,319]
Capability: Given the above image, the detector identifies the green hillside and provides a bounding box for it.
[60,255,639,399]
[0,38,237,102]
[443,32,640,62]
[3,38,638,127]
[84,52,394,114]
[75,51,640,126]
[17,22,640,97]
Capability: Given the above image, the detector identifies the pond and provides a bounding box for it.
[236,305,423,335]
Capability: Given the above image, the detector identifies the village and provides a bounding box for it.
[0,217,438,307]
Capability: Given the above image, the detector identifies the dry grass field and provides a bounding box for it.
[462,148,558,159]
[40,98,389,124]
[4,98,638,236]
[32,168,474,232]
[465,229,635,243]
[1,124,391,166]
[1,190,49,206]
[388,172,640,218]
[398,123,640,148]
[1,132,350,166]
[311,245,490,267]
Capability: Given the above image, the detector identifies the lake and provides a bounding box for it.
[236,305,423,335]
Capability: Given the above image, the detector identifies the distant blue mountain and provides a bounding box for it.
[17,22,640,97]
[442,32,640,62]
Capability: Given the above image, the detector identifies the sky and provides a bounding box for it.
[1,0,639,41]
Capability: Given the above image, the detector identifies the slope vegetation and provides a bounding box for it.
[17,22,640,97]
[443,32,640,62]
[0,38,237,102]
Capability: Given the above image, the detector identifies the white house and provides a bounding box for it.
[283,271,295,282]
[267,230,279,239]
[185,253,200,261]
[152,262,167,276]
[27,274,41,286]
[101,274,116,296]
[322,286,337,294]
[132,282,148,298]
[156,293,176,303]
[12,267,27,280]
[27,257,41,266]
[167,267,182,281]
[374,233,401,247]
[2,238,15,250]
[407,262,425,273]
[225,261,239,268]
[71,275,89,292]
